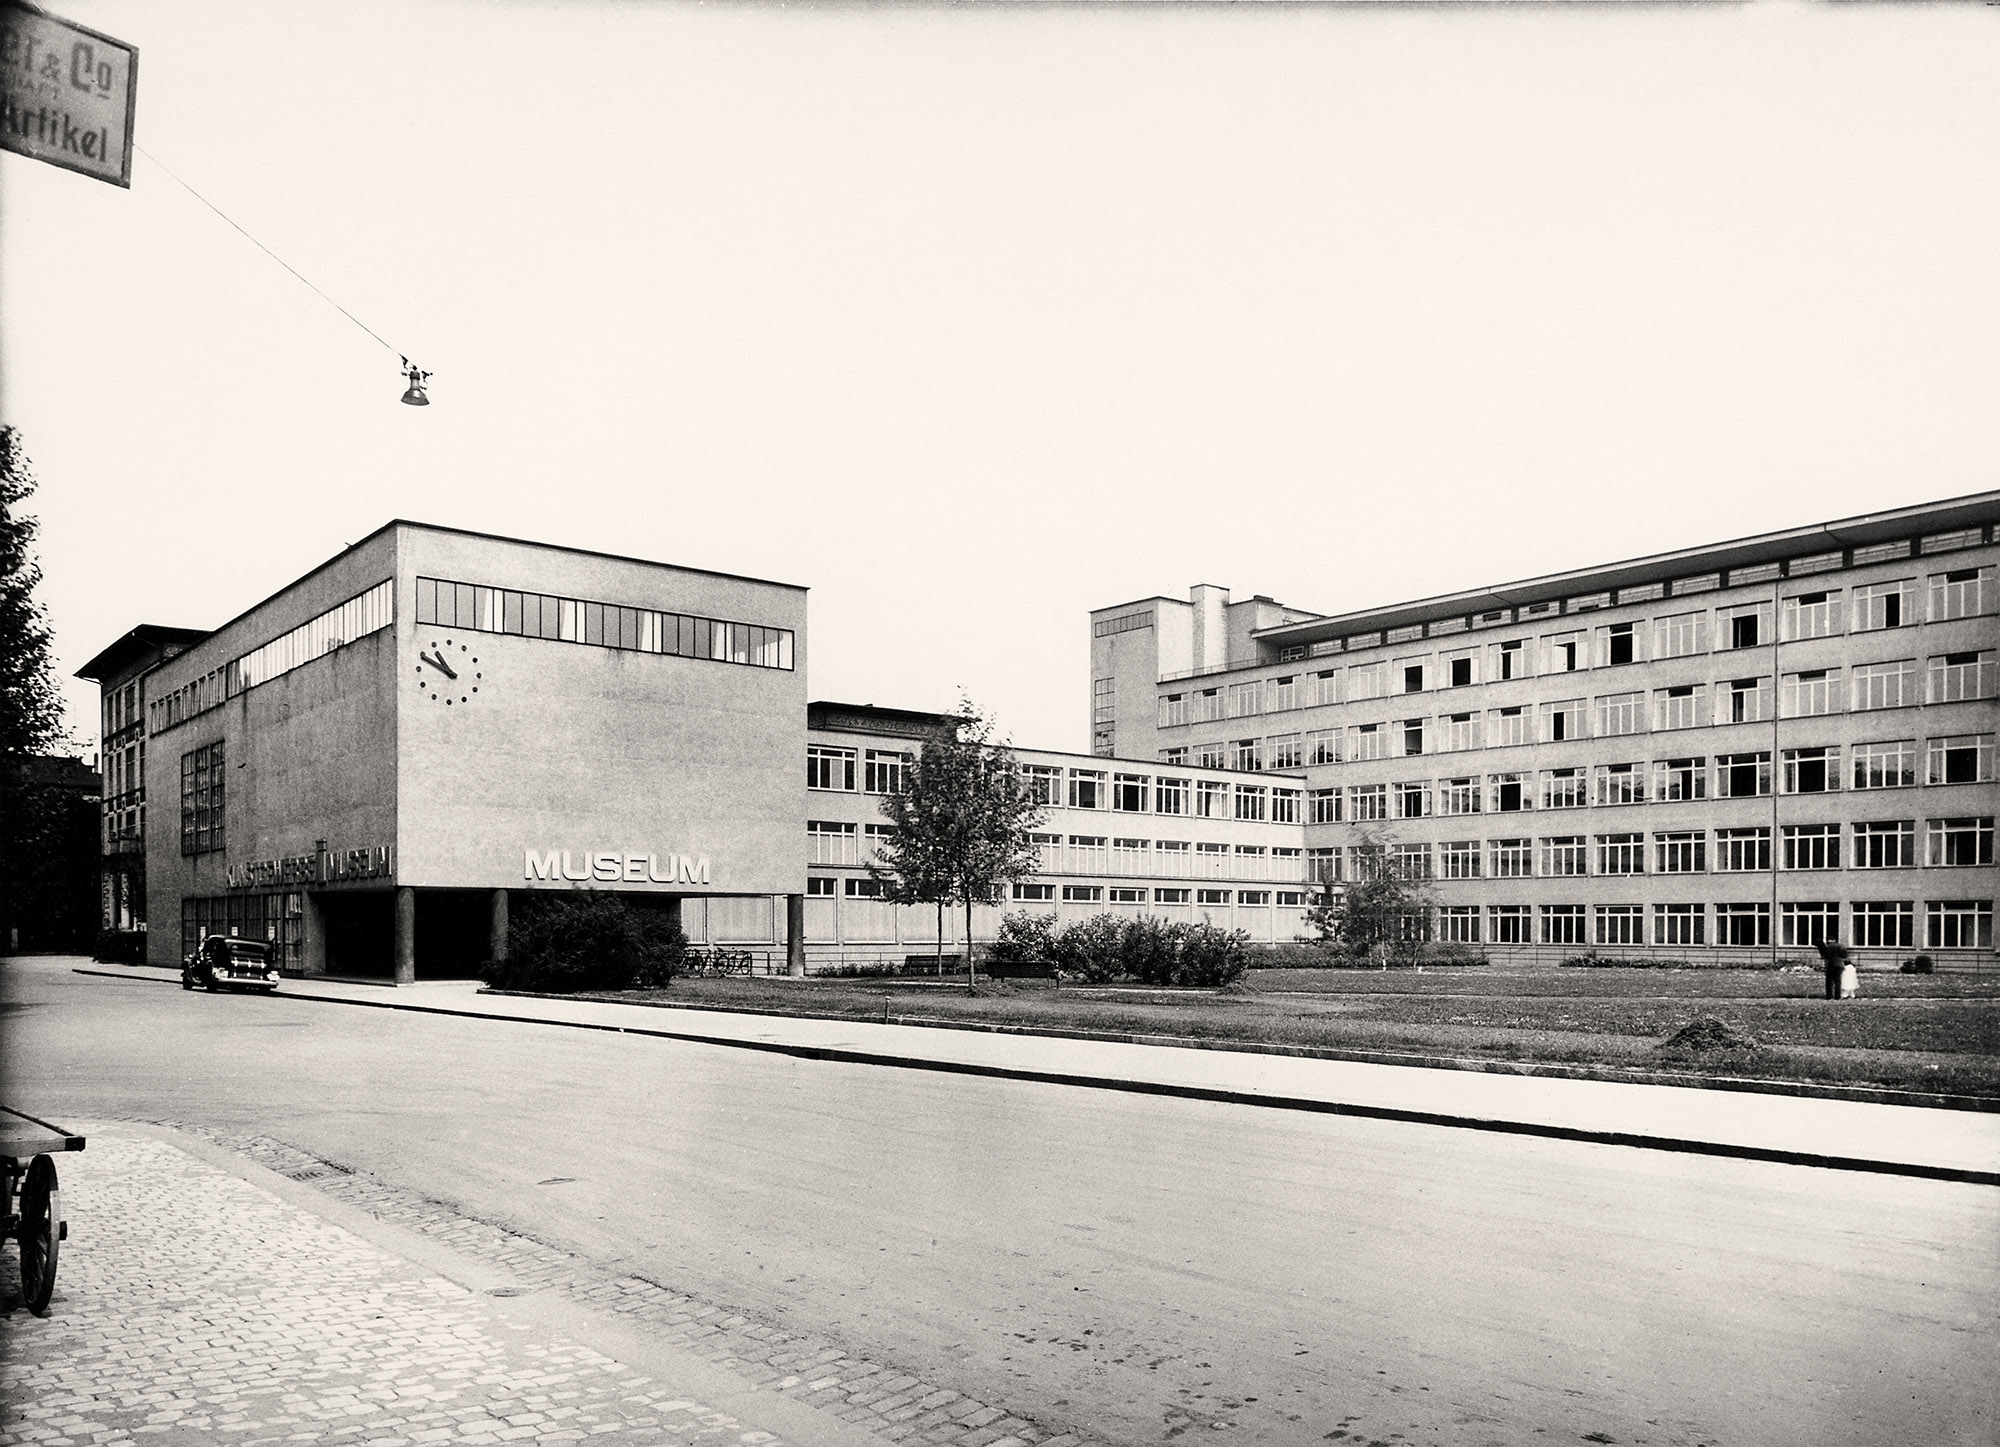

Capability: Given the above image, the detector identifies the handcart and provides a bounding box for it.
[2,1107,83,1316]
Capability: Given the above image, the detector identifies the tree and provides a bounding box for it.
[0,427,70,757]
[869,699,1046,990]
[1304,834,1436,969]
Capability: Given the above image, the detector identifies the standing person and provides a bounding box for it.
[1816,937,1850,1000]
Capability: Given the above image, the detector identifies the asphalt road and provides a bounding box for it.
[5,958,1995,1446]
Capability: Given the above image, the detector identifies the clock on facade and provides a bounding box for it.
[415,638,482,706]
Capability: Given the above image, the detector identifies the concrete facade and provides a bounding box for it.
[1093,493,2000,961]
[119,522,806,978]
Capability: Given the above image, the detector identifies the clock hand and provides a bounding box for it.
[422,651,459,679]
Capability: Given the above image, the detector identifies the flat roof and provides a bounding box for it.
[1252,489,2000,647]
[74,624,212,682]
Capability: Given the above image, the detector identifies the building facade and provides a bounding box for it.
[94,522,808,979]
[1092,492,2000,961]
[803,702,1311,957]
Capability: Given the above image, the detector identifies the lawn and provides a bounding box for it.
[575,965,2000,1103]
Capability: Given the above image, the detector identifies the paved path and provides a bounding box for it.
[0,1131,797,1447]
[81,966,2000,1183]
[0,1125,1079,1447]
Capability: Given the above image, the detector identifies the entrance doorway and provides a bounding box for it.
[320,892,394,978]
[415,890,491,979]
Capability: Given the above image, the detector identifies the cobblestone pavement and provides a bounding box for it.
[0,1126,1098,1447]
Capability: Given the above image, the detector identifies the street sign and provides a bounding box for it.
[1,2,137,188]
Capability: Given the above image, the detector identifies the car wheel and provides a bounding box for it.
[181,975,194,990]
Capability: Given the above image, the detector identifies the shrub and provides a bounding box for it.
[1048,913,1126,984]
[1119,915,1184,985]
[482,891,686,993]
[1177,921,1249,987]
[1901,954,1936,975]
[1420,942,1489,968]
[990,911,1057,967]
[92,929,148,964]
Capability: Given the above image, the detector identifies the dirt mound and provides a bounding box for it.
[1658,1015,1760,1055]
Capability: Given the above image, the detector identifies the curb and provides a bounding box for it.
[74,967,2000,1188]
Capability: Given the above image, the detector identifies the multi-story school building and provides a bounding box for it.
[1092,491,1998,960]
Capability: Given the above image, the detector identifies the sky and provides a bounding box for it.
[5,0,1997,758]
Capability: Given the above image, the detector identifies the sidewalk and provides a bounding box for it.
[0,1127,846,1447]
[78,965,2000,1184]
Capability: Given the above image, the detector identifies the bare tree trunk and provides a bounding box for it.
[935,898,944,975]
[965,893,976,993]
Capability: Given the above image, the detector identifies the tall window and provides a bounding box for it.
[1654,903,1705,945]
[1154,776,1189,815]
[1158,693,1189,728]
[1594,762,1643,806]
[1781,903,1840,948]
[1227,682,1262,718]
[1195,780,1227,818]
[1490,839,1533,878]
[1271,788,1301,824]
[1233,738,1263,772]
[1402,718,1426,756]
[1489,639,1525,681]
[1781,670,1839,718]
[1023,764,1063,806]
[1349,784,1387,822]
[1653,612,1705,659]
[1653,684,1705,731]
[807,821,858,866]
[1852,659,1917,711]
[179,741,225,856]
[1439,777,1481,815]
[1540,837,1587,877]
[1541,699,1584,743]
[864,750,909,795]
[1715,752,1771,799]
[1715,903,1770,948]
[1595,692,1644,736]
[1269,676,1298,711]
[1489,905,1532,944]
[1655,831,1705,873]
[1543,632,1584,674]
[1489,772,1528,813]
[1714,827,1771,872]
[1439,712,1481,752]
[1393,781,1430,819]
[1928,566,1991,621]
[1928,733,1995,785]
[1597,834,1645,875]
[1780,591,1841,640]
[1852,739,1915,790]
[1781,824,1840,871]
[1927,817,1995,867]
[1595,622,1638,667]
[1719,677,1772,725]
[1926,900,1993,950]
[1193,688,1224,722]
[1348,722,1385,760]
[1440,841,1481,879]
[1092,676,1116,724]
[1068,770,1105,809]
[1348,661,1387,700]
[1308,788,1341,824]
[1268,734,1303,770]
[1488,706,1528,747]
[1929,651,1995,704]
[1782,746,1838,795]
[1852,901,1913,949]
[1541,905,1587,945]
[1851,579,1913,632]
[1540,768,1587,810]
[1653,756,1706,803]
[1595,905,1644,945]
[1851,820,1915,870]
[1442,649,1478,687]
[1107,773,1146,812]
[1234,785,1267,822]
[1307,729,1340,765]
[1720,603,1770,651]
[806,747,854,791]
[1438,907,1481,944]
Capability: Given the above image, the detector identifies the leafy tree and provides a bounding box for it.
[869,699,1045,990]
[1304,834,1435,968]
[0,428,69,757]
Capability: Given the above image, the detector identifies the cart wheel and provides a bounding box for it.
[181,974,195,990]
[18,1154,60,1316]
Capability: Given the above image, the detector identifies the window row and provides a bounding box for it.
[1010,884,1308,908]
[1304,820,1993,882]
[1263,550,1992,672]
[414,576,794,671]
[806,747,909,794]
[808,822,1307,879]
[1301,742,1994,820]
[150,580,395,734]
[1164,656,1995,751]
[1427,899,1991,950]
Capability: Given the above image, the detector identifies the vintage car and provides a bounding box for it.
[181,935,281,992]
